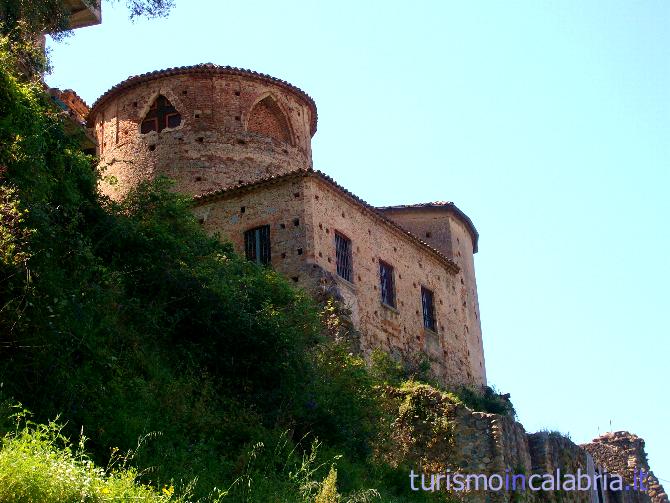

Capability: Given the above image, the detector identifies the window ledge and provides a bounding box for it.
[381,302,399,314]
[335,275,356,292]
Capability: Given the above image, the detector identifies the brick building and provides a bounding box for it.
[87,64,486,388]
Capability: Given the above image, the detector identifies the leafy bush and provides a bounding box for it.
[452,385,516,418]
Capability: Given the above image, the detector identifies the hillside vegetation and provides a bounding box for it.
[0,40,512,502]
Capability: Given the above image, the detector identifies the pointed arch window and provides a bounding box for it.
[140,95,181,134]
[246,96,292,144]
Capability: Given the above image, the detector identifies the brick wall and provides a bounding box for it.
[194,172,484,389]
[89,71,314,200]
[246,96,292,144]
[378,207,486,385]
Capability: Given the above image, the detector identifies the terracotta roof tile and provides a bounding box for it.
[377,202,479,253]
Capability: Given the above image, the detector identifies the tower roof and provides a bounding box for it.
[377,201,479,253]
[88,63,318,135]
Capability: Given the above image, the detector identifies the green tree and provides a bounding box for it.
[0,0,174,73]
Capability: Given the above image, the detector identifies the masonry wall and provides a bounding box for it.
[302,177,481,387]
[583,432,668,503]
[89,72,314,200]
[192,179,310,285]
[379,207,486,385]
[192,174,483,388]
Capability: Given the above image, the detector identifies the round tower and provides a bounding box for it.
[87,64,317,199]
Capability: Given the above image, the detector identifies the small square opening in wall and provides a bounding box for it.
[148,145,156,151]
[194,114,200,119]
[133,101,137,107]
[182,90,188,95]
[238,139,246,145]
[240,206,245,214]
[426,231,432,238]
[291,276,299,282]
[281,252,286,259]
[235,116,241,121]
[293,218,300,226]
[294,192,300,198]
[280,223,286,229]
[197,137,204,143]
[297,248,303,255]
[235,91,240,96]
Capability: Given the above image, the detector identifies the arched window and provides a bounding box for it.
[246,96,291,144]
[140,95,181,134]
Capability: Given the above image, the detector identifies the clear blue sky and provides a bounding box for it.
[46,0,669,482]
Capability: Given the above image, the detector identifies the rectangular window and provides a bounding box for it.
[244,225,271,265]
[165,112,181,128]
[379,260,396,308]
[335,232,353,282]
[421,286,436,331]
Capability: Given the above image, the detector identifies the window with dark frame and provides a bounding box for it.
[335,232,353,282]
[140,95,182,134]
[379,260,396,308]
[421,286,436,331]
[244,225,271,265]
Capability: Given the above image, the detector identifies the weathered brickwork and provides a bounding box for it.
[88,64,487,388]
[193,171,483,387]
[378,205,485,385]
[87,65,316,200]
[247,96,292,144]
[194,177,309,284]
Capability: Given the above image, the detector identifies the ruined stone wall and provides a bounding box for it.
[583,432,668,503]
[379,207,485,385]
[88,68,315,200]
[382,385,666,503]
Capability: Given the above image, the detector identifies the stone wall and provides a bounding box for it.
[193,171,485,388]
[304,176,479,387]
[583,432,668,503]
[88,65,315,200]
[193,176,309,285]
[378,205,485,385]
[380,384,665,503]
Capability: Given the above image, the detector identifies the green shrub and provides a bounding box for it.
[452,385,516,417]
[0,411,183,503]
